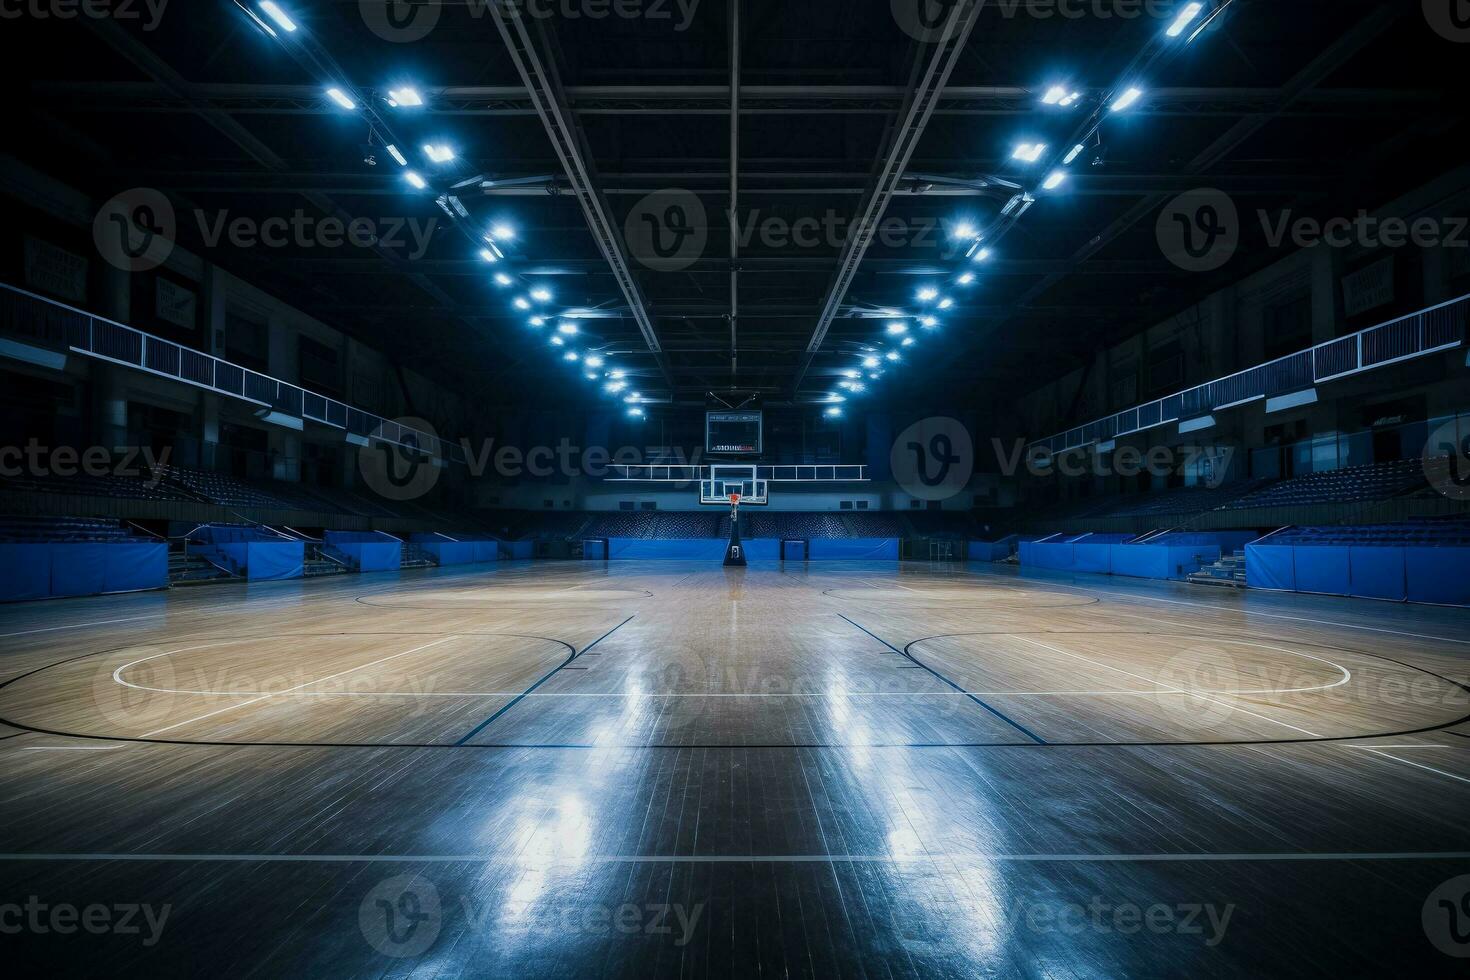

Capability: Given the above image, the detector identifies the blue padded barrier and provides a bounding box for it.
[50,544,109,596]
[608,538,725,560]
[1349,546,1407,602]
[503,540,534,560]
[808,538,899,561]
[421,541,476,566]
[1245,545,1296,591]
[1072,543,1114,574]
[782,540,808,562]
[741,539,781,561]
[473,541,500,563]
[244,541,304,580]
[583,539,608,561]
[1292,546,1351,596]
[1406,547,1470,605]
[323,531,402,573]
[0,544,52,601]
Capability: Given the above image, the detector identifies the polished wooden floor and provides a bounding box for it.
[2,560,1469,976]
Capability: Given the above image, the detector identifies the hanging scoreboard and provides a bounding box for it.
[706,411,763,454]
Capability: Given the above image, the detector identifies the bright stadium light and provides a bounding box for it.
[901,336,915,346]
[862,356,879,369]
[423,143,455,164]
[584,355,604,368]
[825,406,843,417]
[957,272,974,285]
[952,221,978,240]
[1166,2,1204,37]
[564,351,579,361]
[610,369,626,379]
[1042,170,1067,190]
[1064,143,1085,165]
[531,288,552,302]
[606,381,626,393]
[917,287,939,302]
[558,322,578,334]
[886,351,900,362]
[550,336,564,346]
[1111,87,1144,112]
[258,2,297,32]
[404,171,426,190]
[514,297,531,310]
[972,247,992,263]
[491,224,515,241]
[479,248,498,263]
[937,298,954,310]
[920,316,938,328]
[1012,142,1047,164]
[886,322,907,335]
[388,87,423,107]
[529,316,545,327]
[843,370,859,378]
[585,371,598,380]
[385,144,408,167]
[494,273,512,286]
[628,407,645,418]
[326,88,356,110]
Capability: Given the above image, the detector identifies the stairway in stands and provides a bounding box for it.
[168,550,234,585]
[400,541,436,570]
[1187,552,1248,588]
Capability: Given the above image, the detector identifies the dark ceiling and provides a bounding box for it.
[4,0,1466,422]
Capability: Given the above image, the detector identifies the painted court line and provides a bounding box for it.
[138,636,458,738]
[1359,748,1470,787]
[0,851,1467,865]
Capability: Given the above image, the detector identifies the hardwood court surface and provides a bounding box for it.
[1,560,1469,976]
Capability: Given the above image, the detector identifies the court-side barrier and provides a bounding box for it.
[501,540,535,560]
[191,525,303,580]
[1246,543,1470,605]
[324,530,402,572]
[0,541,167,601]
[412,533,476,567]
[598,537,898,561]
[1020,537,1233,581]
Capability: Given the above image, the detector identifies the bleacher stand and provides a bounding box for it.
[744,512,849,540]
[1221,459,1426,510]
[0,515,144,542]
[845,513,906,537]
[0,468,198,503]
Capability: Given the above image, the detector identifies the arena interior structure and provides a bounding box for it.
[1,1,1469,976]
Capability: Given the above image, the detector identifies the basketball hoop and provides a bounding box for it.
[728,492,742,506]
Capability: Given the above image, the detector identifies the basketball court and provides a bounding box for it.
[3,559,1468,974]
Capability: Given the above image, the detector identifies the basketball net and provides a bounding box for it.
[728,492,741,518]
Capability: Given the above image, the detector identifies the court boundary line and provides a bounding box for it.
[452,615,635,746]
[838,614,1047,744]
[0,850,1467,865]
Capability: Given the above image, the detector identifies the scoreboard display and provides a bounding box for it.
[706,411,763,454]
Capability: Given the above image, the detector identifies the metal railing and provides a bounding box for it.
[1031,292,1468,453]
[0,281,462,463]
[607,464,868,482]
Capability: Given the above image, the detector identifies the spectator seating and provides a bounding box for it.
[0,468,198,503]
[845,513,906,538]
[1221,459,1426,510]
[0,515,145,542]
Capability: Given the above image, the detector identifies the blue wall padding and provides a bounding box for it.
[324,531,401,572]
[608,538,726,560]
[741,539,781,561]
[504,540,534,559]
[474,541,500,563]
[0,544,52,600]
[1349,546,1407,601]
[1072,543,1114,574]
[1108,546,1170,580]
[1,542,167,601]
[808,538,899,560]
[583,539,608,560]
[782,540,808,561]
[245,541,304,580]
[968,540,1014,561]
[421,541,475,566]
[1405,548,1470,605]
[1247,542,1468,605]
[1246,545,1297,591]
[1293,545,1351,596]
[1024,541,1222,580]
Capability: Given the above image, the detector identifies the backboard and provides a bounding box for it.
[700,463,768,505]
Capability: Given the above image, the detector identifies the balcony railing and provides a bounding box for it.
[1030,292,1468,453]
[0,282,460,463]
